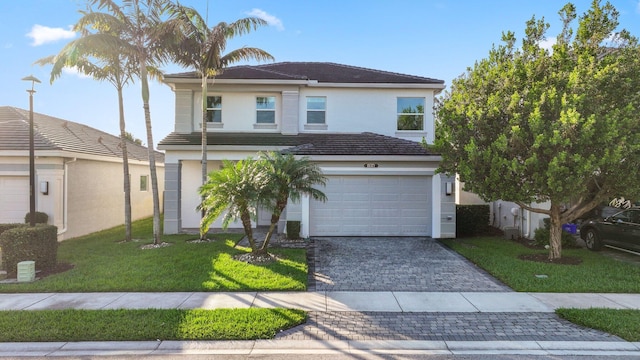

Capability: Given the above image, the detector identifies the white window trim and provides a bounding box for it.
[306,96,327,126]
[205,95,223,125]
[256,96,276,125]
[396,97,425,131]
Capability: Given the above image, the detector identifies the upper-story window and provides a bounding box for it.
[256,96,276,124]
[306,97,326,124]
[206,96,222,123]
[397,97,424,131]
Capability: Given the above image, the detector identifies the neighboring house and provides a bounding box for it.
[159,62,455,238]
[0,106,164,240]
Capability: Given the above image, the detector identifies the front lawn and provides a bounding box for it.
[0,217,308,292]
[556,308,640,342]
[441,237,640,293]
[0,308,306,341]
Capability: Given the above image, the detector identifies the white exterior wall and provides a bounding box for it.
[299,87,435,143]
[192,90,282,132]
[491,200,551,239]
[171,84,437,143]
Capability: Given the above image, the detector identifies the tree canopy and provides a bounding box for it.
[435,0,640,259]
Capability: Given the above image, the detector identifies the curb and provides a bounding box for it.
[1,340,639,357]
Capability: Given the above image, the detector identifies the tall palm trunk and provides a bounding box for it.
[117,86,132,241]
[140,58,161,245]
[200,75,208,239]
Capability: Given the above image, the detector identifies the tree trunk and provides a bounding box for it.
[140,61,161,245]
[548,203,563,260]
[117,87,132,242]
[200,75,208,239]
[260,198,287,251]
[240,211,257,252]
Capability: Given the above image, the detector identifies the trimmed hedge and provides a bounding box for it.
[456,205,491,237]
[25,212,48,224]
[286,221,301,239]
[0,225,58,276]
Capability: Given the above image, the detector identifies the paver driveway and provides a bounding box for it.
[309,237,510,292]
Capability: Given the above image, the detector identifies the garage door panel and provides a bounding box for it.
[310,175,431,236]
[0,177,29,224]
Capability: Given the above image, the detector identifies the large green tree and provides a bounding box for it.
[435,0,640,259]
[78,0,181,244]
[169,5,274,238]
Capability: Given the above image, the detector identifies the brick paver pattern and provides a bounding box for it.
[311,237,510,292]
[276,312,623,342]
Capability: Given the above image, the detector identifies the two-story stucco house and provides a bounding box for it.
[159,62,455,238]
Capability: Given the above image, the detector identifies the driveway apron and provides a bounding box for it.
[308,237,510,292]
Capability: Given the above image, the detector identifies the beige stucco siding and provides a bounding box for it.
[62,159,164,240]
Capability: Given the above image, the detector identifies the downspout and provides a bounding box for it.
[58,157,76,235]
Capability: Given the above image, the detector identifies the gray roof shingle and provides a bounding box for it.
[0,106,164,162]
[158,132,437,156]
[166,62,444,85]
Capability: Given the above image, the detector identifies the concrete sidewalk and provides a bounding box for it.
[1,291,639,312]
[1,291,640,357]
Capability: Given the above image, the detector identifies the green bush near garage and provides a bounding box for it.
[456,205,491,237]
[0,225,58,276]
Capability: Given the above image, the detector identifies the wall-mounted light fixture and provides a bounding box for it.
[445,182,453,196]
[40,181,49,195]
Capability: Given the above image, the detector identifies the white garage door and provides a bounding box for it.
[0,176,29,224]
[310,175,431,236]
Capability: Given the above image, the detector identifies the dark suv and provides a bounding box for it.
[579,208,640,253]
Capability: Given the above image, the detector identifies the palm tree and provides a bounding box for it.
[198,159,268,252]
[168,4,274,238]
[258,151,327,253]
[35,11,139,242]
[79,0,181,244]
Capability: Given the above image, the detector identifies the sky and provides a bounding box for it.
[2,0,640,147]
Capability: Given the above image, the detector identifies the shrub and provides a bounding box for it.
[24,212,48,224]
[286,221,301,240]
[456,205,491,237]
[533,218,577,248]
[0,225,58,276]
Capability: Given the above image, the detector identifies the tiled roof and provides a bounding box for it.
[158,132,437,156]
[166,62,444,85]
[0,106,164,162]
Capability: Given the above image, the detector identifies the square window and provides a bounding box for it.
[306,97,326,124]
[256,96,276,124]
[206,96,222,123]
[139,175,148,192]
[397,97,424,131]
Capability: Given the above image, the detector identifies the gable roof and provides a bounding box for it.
[165,62,444,85]
[0,106,163,163]
[158,132,437,156]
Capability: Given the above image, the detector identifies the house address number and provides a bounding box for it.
[364,163,379,168]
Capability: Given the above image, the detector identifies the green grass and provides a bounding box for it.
[556,308,640,342]
[441,237,640,292]
[0,308,306,341]
[0,217,307,292]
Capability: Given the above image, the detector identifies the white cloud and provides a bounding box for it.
[26,24,76,46]
[637,1,640,14]
[62,66,90,79]
[246,9,284,31]
[538,37,556,51]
